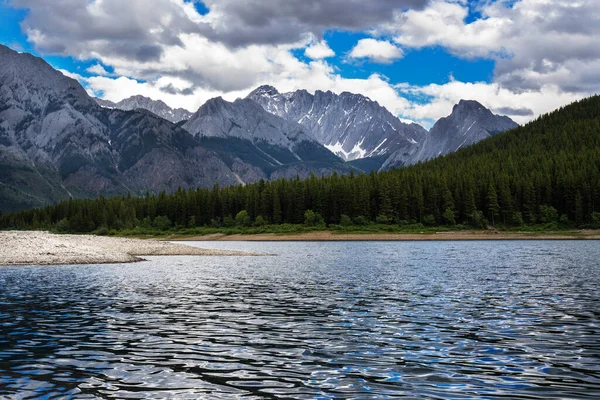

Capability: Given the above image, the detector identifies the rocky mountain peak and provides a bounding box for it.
[247,85,426,162]
[451,99,493,118]
[249,85,280,98]
[382,100,519,170]
[93,94,193,123]
[182,95,343,174]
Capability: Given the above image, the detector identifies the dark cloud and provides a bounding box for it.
[200,0,428,46]
[11,0,427,56]
[494,107,534,117]
[11,0,200,61]
[160,83,196,96]
[135,45,164,62]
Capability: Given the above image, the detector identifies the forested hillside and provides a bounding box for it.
[2,96,600,232]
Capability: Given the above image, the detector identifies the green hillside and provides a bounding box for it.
[2,95,600,232]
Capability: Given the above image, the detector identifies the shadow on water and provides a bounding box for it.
[1,240,599,398]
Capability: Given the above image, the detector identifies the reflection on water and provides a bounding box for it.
[1,240,599,399]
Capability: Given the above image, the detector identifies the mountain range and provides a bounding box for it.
[0,44,518,211]
[95,95,193,123]
[247,85,426,163]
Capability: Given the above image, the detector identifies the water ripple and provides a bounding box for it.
[1,240,599,398]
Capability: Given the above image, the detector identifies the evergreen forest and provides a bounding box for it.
[2,95,600,234]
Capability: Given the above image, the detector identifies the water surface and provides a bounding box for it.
[1,240,599,398]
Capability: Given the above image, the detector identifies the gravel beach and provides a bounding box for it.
[0,231,258,266]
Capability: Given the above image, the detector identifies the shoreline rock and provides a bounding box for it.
[0,231,261,266]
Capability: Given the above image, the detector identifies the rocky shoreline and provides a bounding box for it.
[0,231,259,266]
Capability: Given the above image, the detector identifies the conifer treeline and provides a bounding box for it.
[2,96,600,232]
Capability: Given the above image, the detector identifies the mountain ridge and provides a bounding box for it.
[382,99,519,169]
[94,95,193,123]
[0,44,239,211]
[0,45,356,211]
[247,85,517,170]
[247,85,427,164]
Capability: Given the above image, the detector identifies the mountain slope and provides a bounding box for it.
[382,100,518,169]
[247,85,427,162]
[94,95,193,123]
[8,95,599,230]
[182,96,350,182]
[0,44,236,211]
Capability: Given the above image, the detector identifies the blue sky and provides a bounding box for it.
[0,0,597,126]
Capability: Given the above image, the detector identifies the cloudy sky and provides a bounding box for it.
[1,0,598,127]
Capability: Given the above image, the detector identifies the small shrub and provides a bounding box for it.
[153,215,172,231]
[442,208,456,225]
[375,214,392,225]
[55,218,69,233]
[422,214,436,227]
[339,214,353,226]
[140,216,153,229]
[93,226,109,236]
[304,210,325,227]
[254,215,267,227]
[539,205,558,223]
[222,215,235,228]
[353,216,369,226]
[468,211,487,229]
[235,210,252,227]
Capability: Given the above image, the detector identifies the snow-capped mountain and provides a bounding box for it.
[182,96,347,182]
[247,85,427,162]
[94,95,193,123]
[382,100,519,169]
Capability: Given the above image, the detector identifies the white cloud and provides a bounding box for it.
[396,80,586,125]
[86,64,111,76]
[388,0,600,93]
[85,60,413,116]
[305,40,335,59]
[85,75,231,111]
[14,0,597,129]
[57,69,84,81]
[349,38,403,64]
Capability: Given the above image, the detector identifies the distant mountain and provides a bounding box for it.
[247,85,426,162]
[12,94,598,232]
[382,100,519,169]
[94,95,193,123]
[247,85,518,171]
[183,96,350,183]
[0,44,521,212]
[0,44,237,211]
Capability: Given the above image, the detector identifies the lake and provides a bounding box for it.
[1,240,599,399]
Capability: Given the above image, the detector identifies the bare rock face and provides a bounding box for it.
[0,44,235,211]
[247,85,427,161]
[95,95,193,123]
[382,100,519,170]
[184,97,317,148]
[183,95,351,181]
[248,85,518,172]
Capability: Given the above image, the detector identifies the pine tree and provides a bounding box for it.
[486,183,500,226]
